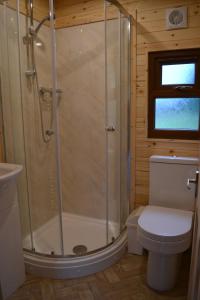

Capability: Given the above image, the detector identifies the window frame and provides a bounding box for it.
[148,48,200,140]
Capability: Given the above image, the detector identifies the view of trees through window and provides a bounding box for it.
[155,98,200,130]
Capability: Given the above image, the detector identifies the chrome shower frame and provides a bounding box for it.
[21,0,132,259]
[11,0,132,277]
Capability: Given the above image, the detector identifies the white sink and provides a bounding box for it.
[0,163,22,184]
[0,162,25,300]
[0,163,23,213]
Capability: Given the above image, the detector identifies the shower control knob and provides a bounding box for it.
[106,126,115,132]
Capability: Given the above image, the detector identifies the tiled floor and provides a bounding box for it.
[8,250,189,300]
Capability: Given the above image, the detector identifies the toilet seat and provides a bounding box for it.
[137,205,193,255]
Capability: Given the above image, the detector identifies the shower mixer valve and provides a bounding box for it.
[46,129,54,136]
[39,86,63,96]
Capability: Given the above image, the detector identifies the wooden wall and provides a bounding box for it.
[8,0,49,21]
[54,0,200,211]
[131,0,200,209]
[54,0,138,28]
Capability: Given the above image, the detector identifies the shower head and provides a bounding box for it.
[29,13,56,37]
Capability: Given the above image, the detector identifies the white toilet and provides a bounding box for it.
[137,155,198,291]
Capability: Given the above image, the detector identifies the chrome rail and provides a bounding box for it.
[106,0,130,17]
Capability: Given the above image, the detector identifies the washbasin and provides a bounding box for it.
[0,162,25,300]
[0,163,22,184]
[0,163,23,212]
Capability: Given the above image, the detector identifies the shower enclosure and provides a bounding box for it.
[0,0,131,277]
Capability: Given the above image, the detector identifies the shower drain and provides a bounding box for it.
[73,245,88,255]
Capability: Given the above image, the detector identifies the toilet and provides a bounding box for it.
[137,155,199,291]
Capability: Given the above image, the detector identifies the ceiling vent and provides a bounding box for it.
[166,6,187,30]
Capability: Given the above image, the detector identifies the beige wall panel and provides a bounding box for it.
[56,22,107,219]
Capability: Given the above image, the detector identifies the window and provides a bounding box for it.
[148,49,200,139]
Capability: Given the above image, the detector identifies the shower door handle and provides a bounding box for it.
[187,170,199,198]
[105,126,115,132]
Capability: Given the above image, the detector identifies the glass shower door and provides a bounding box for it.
[55,2,108,255]
[119,14,131,230]
[105,1,130,243]
[105,1,121,243]
[0,0,32,250]
[18,0,63,255]
[0,0,63,256]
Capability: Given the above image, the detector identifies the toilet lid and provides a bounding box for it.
[138,205,193,242]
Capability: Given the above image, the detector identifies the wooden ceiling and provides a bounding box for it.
[7,0,49,21]
[55,0,136,29]
[7,0,136,28]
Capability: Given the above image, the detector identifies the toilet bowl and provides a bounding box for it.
[136,155,198,292]
[137,205,193,291]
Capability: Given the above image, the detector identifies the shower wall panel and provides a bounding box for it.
[56,22,107,220]
[56,20,122,223]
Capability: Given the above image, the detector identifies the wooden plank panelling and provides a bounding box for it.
[134,1,200,208]
[55,0,139,28]
[8,0,49,21]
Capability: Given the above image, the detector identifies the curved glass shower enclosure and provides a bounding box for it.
[0,0,131,276]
